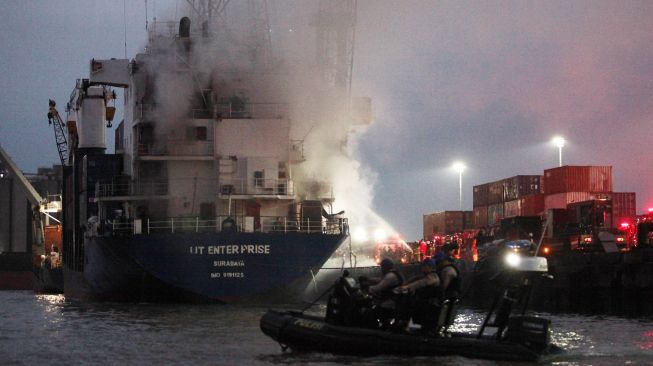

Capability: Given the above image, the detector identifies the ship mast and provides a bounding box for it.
[314,0,358,96]
[185,0,230,25]
[185,0,273,69]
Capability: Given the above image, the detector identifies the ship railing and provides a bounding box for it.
[215,103,288,119]
[109,215,348,236]
[220,178,294,196]
[134,103,156,121]
[166,140,214,155]
[147,20,180,40]
[135,102,288,121]
[137,141,214,156]
[98,180,169,197]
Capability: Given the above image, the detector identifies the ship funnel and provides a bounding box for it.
[179,17,191,38]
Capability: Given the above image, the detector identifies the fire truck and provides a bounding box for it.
[373,236,413,265]
[636,209,653,247]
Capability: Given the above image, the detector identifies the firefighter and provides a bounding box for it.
[419,240,427,260]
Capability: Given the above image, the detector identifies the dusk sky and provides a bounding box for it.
[1,1,652,240]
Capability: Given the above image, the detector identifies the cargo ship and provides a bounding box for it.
[55,2,363,302]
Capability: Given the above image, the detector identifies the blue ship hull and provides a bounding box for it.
[64,232,347,303]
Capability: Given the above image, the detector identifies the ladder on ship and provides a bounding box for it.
[47,99,68,166]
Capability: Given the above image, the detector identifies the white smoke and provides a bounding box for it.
[148,1,399,250]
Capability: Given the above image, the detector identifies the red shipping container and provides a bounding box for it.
[519,194,545,216]
[612,192,636,227]
[504,199,521,218]
[473,184,489,207]
[503,175,543,201]
[423,211,466,238]
[463,211,474,230]
[488,181,504,205]
[543,166,612,194]
[544,192,593,210]
[504,194,545,218]
[488,203,504,226]
[473,206,488,228]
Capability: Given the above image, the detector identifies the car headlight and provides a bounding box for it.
[505,252,522,268]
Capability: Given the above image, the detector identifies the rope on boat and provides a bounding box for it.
[279,342,289,352]
[310,268,318,293]
[318,265,378,270]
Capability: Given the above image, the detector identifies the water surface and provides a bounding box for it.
[1,291,652,365]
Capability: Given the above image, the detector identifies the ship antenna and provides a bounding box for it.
[123,0,128,58]
[145,0,148,31]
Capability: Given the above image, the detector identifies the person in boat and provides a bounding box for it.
[363,258,404,327]
[435,250,461,300]
[434,250,462,335]
[392,258,441,333]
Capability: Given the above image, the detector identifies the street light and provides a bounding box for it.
[552,136,566,167]
[452,161,466,210]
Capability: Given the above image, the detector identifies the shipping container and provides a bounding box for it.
[488,181,504,205]
[545,208,570,238]
[423,211,469,238]
[488,203,504,226]
[520,194,545,216]
[542,166,612,194]
[503,175,542,201]
[504,193,546,218]
[504,199,521,218]
[544,192,594,210]
[612,192,636,227]
[473,206,488,228]
[463,211,473,230]
[43,225,63,255]
[473,184,489,208]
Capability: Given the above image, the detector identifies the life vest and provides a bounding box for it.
[377,269,404,300]
[437,262,461,300]
[414,272,441,301]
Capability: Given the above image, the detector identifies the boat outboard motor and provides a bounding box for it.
[326,272,371,326]
[478,255,552,351]
[504,316,551,353]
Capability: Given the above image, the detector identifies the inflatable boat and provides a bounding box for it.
[260,255,563,362]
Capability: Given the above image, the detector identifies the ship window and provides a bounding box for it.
[186,126,207,141]
[254,171,264,187]
[196,126,207,140]
[139,124,154,143]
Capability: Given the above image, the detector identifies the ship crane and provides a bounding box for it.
[0,143,44,208]
[47,100,69,166]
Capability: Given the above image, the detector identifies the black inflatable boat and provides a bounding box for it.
[260,255,563,362]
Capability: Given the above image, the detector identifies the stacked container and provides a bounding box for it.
[612,192,636,226]
[542,166,612,194]
[472,175,542,227]
[423,211,473,239]
[469,166,636,231]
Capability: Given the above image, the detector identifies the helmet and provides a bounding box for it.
[420,258,436,268]
[434,251,448,263]
[442,243,456,252]
[380,258,394,271]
